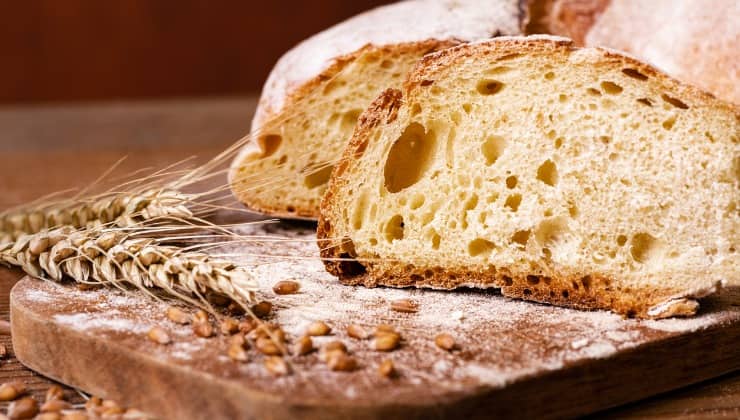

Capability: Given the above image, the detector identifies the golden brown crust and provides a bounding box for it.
[527,0,611,44]
[318,36,737,319]
[232,40,459,220]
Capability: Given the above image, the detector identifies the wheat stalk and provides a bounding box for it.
[0,189,195,244]
[0,226,257,309]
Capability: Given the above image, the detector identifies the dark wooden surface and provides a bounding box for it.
[0,1,393,103]
[0,99,738,418]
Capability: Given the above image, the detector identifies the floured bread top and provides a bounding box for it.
[252,0,527,128]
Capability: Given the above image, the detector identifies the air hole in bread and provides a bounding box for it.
[303,163,334,189]
[351,193,368,229]
[544,71,555,80]
[504,194,522,212]
[535,217,570,253]
[636,98,652,106]
[599,136,611,145]
[527,275,540,285]
[661,94,689,109]
[476,79,504,95]
[411,103,422,116]
[662,117,676,131]
[380,59,393,69]
[536,160,558,186]
[630,233,664,264]
[613,235,627,249]
[481,135,506,165]
[568,204,578,218]
[486,66,512,75]
[409,194,425,210]
[341,109,362,131]
[600,81,623,94]
[430,229,441,250]
[511,230,530,248]
[581,275,592,290]
[257,134,282,158]
[462,103,472,114]
[468,238,496,257]
[505,175,518,189]
[621,68,648,81]
[384,122,437,193]
[704,132,715,142]
[558,94,568,103]
[554,137,564,149]
[276,155,287,165]
[384,215,405,242]
[587,88,601,96]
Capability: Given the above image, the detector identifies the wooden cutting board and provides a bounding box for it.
[9,222,740,420]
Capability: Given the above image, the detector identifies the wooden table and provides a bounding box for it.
[0,99,737,418]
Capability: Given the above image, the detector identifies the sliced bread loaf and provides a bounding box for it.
[229,0,528,219]
[318,36,739,318]
[536,0,740,104]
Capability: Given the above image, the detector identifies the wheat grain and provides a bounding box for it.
[0,227,258,310]
[0,189,194,243]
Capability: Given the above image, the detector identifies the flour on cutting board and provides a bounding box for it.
[17,221,738,400]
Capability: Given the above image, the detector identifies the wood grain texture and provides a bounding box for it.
[0,99,738,418]
[0,1,393,103]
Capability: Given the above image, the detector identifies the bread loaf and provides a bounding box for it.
[318,36,739,318]
[229,0,528,219]
[537,0,740,104]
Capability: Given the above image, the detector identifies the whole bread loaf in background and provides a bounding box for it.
[531,0,739,104]
[229,0,528,219]
[319,36,739,319]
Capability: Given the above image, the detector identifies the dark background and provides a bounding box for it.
[1,1,393,103]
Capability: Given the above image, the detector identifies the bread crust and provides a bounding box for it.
[540,0,739,105]
[318,36,738,319]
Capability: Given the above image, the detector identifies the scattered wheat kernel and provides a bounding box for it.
[251,301,273,318]
[0,381,25,401]
[238,319,256,334]
[390,298,419,313]
[193,321,214,338]
[7,396,39,419]
[220,317,240,335]
[435,333,456,351]
[193,310,209,324]
[230,333,248,348]
[306,321,332,336]
[346,324,369,340]
[256,337,283,356]
[378,359,395,378]
[272,280,300,295]
[294,336,314,356]
[327,353,358,372]
[40,399,72,412]
[264,357,291,376]
[165,307,190,324]
[374,332,401,351]
[45,385,64,402]
[147,327,171,345]
[323,340,347,354]
[228,343,249,362]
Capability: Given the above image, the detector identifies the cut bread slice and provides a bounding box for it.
[229,0,528,219]
[318,36,739,318]
[534,0,740,104]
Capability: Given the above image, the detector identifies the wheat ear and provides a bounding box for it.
[0,227,257,309]
[0,189,195,244]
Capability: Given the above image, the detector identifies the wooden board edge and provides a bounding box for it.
[10,278,740,419]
